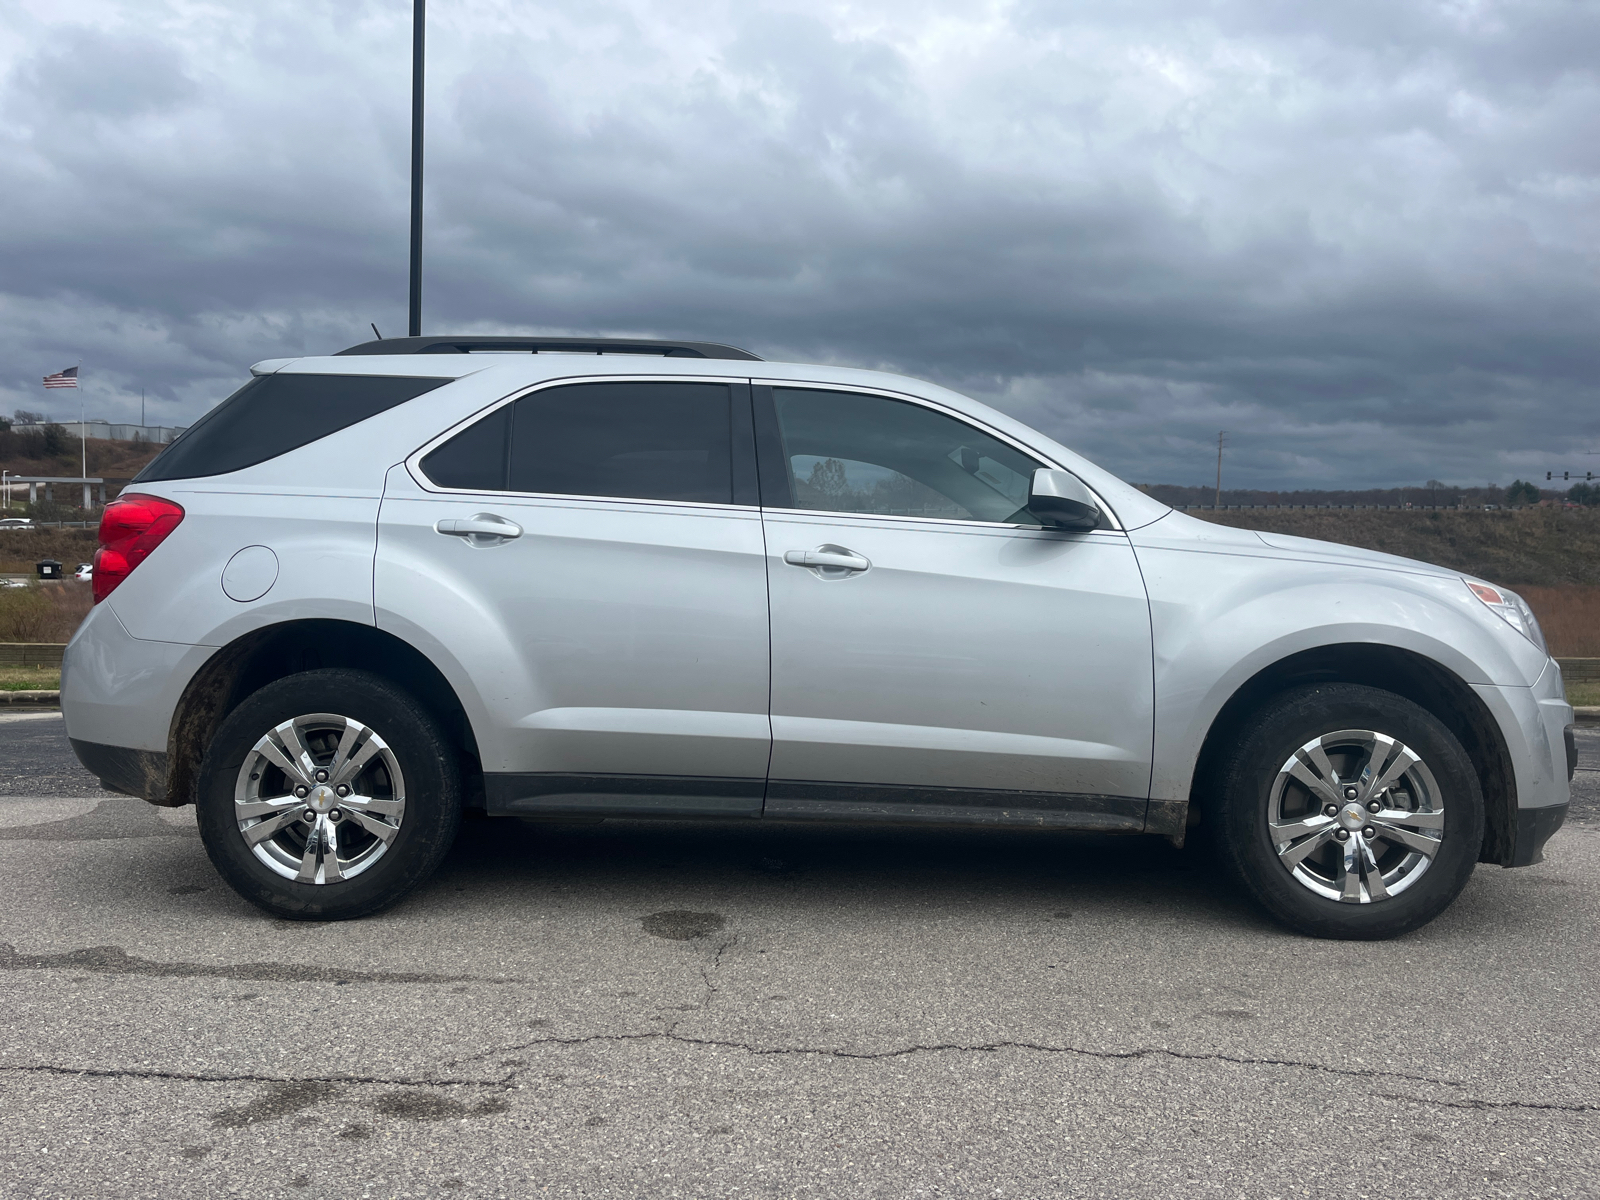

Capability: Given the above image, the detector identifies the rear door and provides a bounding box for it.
[375,376,772,816]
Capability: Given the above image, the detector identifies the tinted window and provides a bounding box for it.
[418,381,737,504]
[137,374,448,482]
[771,388,1043,524]
[419,405,509,491]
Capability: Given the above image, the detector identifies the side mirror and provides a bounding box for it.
[1028,469,1101,530]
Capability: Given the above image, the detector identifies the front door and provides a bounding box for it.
[376,377,772,816]
[756,384,1154,828]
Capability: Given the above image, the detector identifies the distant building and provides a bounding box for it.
[11,420,187,444]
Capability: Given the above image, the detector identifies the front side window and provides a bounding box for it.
[419,381,735,504]
[771,388,1043,524]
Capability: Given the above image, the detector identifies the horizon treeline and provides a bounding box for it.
[1139,480,1596,508]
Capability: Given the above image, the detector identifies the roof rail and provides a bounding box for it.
[335,335,762,361]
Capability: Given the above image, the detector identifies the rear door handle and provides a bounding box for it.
[783,545,870,577]
[435,513,523,546]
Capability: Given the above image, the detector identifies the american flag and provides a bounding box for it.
[43,366,79,389]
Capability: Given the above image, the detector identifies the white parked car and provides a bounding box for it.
[0,517,34,530]
[74,563,93,581]
[61,336,1573,936]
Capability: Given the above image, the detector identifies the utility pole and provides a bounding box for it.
[408,0,425,337]
[1215,431,1227,509]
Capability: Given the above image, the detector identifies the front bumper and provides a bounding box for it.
[1475,658,1574,867]
[1511,801,1568,867]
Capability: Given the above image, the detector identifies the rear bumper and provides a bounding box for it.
[61,602,213,805]
[70,738,169,801]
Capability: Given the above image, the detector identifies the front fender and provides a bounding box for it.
[1131,526,1549,806]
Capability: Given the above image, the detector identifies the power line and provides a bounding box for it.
[1214,431,1227,509]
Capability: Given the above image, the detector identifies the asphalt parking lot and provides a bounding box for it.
[0,712,1596,1199]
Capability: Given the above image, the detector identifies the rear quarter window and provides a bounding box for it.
[135,373,449,482]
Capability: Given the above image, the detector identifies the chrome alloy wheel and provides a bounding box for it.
[1267,728,1445,904]
[233,713,406,885]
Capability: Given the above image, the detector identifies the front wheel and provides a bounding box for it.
[1211,683,1485,940]
[196,669,462,920]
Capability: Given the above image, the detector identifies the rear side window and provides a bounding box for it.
[419,405,509,491]
[136,374,449,482]
[419,381,735,505]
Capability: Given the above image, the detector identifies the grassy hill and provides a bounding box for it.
[0,430,165,511]
[1191,507,1600,587]
[1192,507,1600,658]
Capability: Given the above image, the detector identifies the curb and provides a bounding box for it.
[0,690,59,705]
[1575,707,1600,727]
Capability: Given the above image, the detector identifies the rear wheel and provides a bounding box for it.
[1211,683,1484,939]
[196,669,461,920]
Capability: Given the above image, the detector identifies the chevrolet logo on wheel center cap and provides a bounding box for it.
[310,786,336,811]
[1340,804,1366,830]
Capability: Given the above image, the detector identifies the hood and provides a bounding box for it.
[1251,530,1459,579]
[1131,511,1460,580]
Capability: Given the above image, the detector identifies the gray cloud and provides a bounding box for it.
[0,0,1596,488]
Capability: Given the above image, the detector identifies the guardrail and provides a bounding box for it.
[0,643,66,668]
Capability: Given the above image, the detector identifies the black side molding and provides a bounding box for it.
[69,738,170,804]
[336,336,762,361]
[764,780,1147,831]
[1509,802,1568,867]
[486,773,764,818]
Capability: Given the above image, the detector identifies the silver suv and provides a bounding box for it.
[62,335,1573,937]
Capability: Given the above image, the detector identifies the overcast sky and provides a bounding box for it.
[2,0,1596,488]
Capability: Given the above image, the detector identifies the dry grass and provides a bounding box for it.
[1518,586,1600,658]
[1196,507,1600,586]
[0,581,92,643]
[1566,681,1600,708]
[0,528,98,575]
[0,667,59,692]
[0,432,165,485]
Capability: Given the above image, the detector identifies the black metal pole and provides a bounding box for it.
[408,0,425,337]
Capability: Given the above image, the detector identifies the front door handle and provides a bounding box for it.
[435,513,523,546]
[783,544,870,577]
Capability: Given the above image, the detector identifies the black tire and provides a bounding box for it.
[1210,683,1484,940]
[196,669,461,920]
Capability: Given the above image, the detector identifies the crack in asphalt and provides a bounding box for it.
[696,937,734,1012]
[0,943,505,985]
[5,1034,1464,1094]
[10,1034,1596,1117]
[0,1063,510,1089]
[1373,1091,1600,1114]
[450,1028,1469,1089]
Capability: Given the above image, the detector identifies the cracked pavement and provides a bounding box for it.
[1,711,1597,1198]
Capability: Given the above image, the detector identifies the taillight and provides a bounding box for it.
[93,494,185,604]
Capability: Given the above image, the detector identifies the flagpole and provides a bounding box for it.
[80,361,87,488]
[408,0,425,337]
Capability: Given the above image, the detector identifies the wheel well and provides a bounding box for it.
[164,620,482,810]
[1187,644,1516,865]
